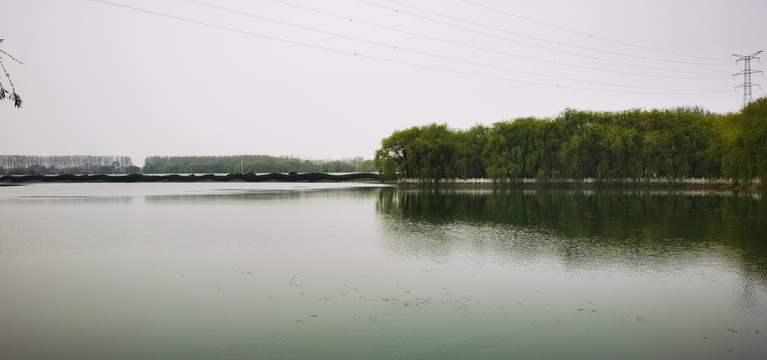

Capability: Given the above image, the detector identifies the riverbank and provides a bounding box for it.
[393,178,764,192]
[2,174,762,192]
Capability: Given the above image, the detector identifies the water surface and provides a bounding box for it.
[1,184,765,359]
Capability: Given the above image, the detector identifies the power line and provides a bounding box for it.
[367,0,731,66]
[90,0,731,95]
[186,0,726,92]
[460,0,730,63]
[588,0,731,50]
[270,0,727,81]
[357,0,733,77]
[492,0,641,41]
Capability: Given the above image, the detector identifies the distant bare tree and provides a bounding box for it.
[0,39,22,108]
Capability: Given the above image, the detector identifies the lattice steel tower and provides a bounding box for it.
[733,51,762,108]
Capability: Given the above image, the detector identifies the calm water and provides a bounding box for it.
[1,183,766,359]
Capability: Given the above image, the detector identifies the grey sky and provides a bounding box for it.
[1,0,764,166]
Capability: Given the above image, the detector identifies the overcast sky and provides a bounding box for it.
[1,0,764,166]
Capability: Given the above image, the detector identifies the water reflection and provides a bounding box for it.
[377,189,767,282]
[143,186,384,203]
[2,184,765,359]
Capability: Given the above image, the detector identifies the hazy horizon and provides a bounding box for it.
[1,0,764,165]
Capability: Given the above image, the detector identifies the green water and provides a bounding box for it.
[1,184,765,359]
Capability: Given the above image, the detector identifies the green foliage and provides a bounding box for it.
[374,98,767,188]
[455,125,489,179]
[142,155,373,175]
[374,124,459,183]
[720,97,767,185]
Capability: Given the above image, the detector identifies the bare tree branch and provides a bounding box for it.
[0,39,22,108]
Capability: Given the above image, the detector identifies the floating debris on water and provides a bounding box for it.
[382,297,432,307]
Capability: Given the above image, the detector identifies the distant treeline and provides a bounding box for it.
[1,172,379,183]
[143,155,375,174]
[0,154,377,176]
[374,97,767,187]
[0,155,136,175]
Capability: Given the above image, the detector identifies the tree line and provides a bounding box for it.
[142,155,376,174]
[2,172,379,184]
[374,97,767,187]
[0,154,377,175]
[0,155,136,175]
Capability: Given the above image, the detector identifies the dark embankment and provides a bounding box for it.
[0,172,380,184]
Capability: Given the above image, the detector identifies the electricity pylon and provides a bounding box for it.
[733,51,762,108]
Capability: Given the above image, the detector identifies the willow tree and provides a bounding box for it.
[0,39,22,108]
[454,125,489,179]
[374,124,458,183]
[720,97,767,185]
[484,118,551,182]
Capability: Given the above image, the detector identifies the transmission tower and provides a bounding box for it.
[733,51,762,108]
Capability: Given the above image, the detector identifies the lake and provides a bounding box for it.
[1,183,766,359]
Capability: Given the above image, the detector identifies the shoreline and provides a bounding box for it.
[1,174,763,192]
[393,178,764,192]
[0,172,381,184]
